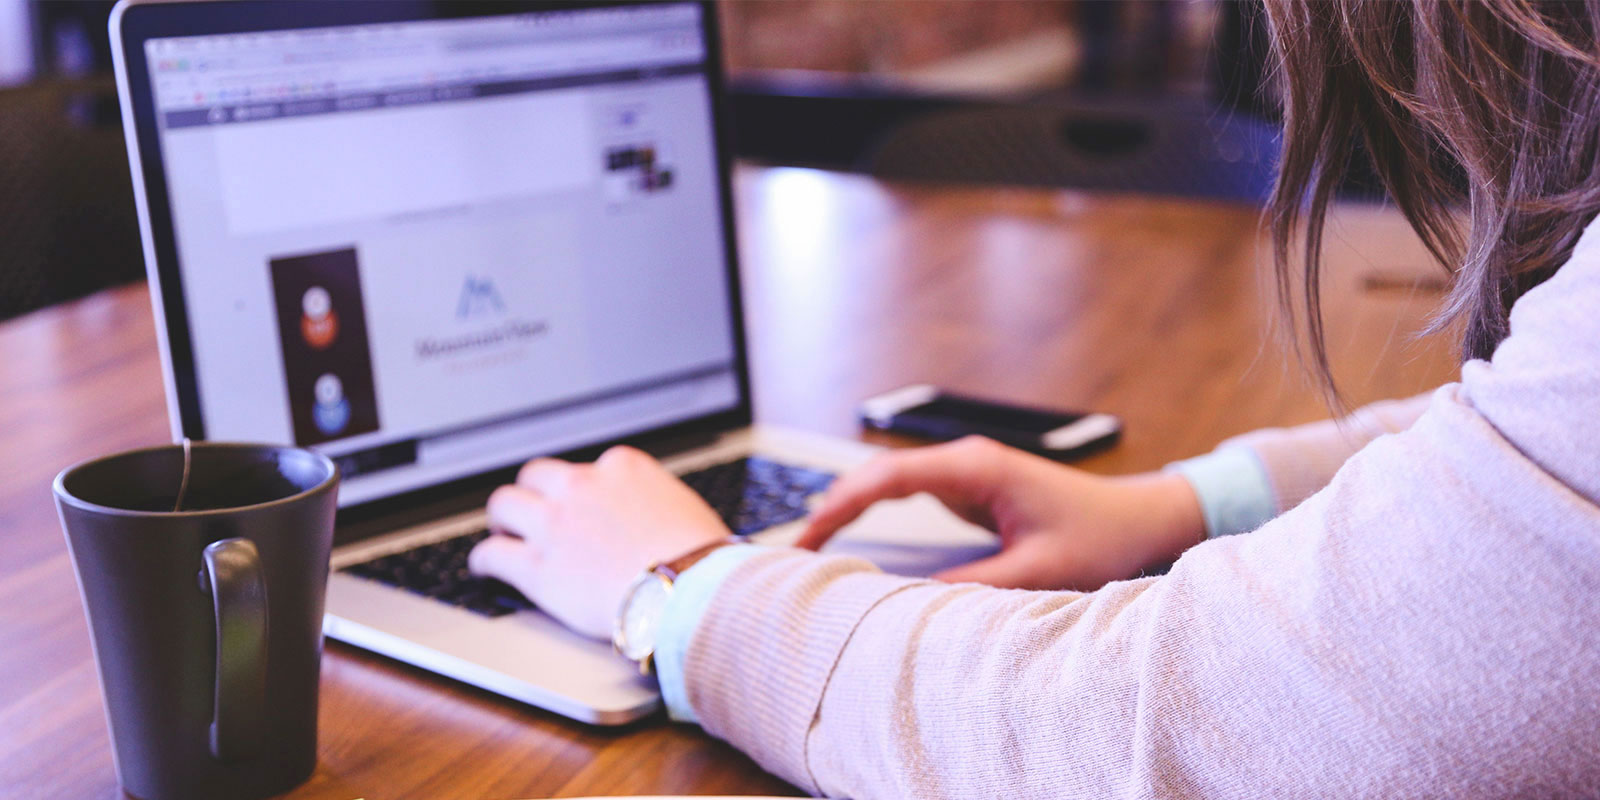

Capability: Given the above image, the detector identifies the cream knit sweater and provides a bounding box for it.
[677,220,1600,798]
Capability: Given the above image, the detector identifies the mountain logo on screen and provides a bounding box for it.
[456,276,505,320]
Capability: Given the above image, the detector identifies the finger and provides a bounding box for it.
[516,458,583,495]
[596,444,652,469]
[798,450,975,550]
[486,484,550,545]
[931,551,1041,589]
[797,441,999,550]
[467,533,543,597]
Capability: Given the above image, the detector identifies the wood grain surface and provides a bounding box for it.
[0,165,1457,799]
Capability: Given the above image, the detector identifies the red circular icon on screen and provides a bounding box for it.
[300,286,338,350]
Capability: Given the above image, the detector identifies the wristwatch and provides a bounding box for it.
[612,538,737,675]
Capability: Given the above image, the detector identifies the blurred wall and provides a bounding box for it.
[720,0,1075,76]
[718,0,1218,97]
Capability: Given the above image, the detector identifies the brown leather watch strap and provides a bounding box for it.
[655,538,739,582]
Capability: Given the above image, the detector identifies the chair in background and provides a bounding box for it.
[860,98,1281,205]
[725,1,1286,206]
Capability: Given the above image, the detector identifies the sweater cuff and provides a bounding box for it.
[1166,446,1277,538]
[656,543,774,724]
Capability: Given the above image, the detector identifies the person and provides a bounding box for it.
[469,1,1600,796]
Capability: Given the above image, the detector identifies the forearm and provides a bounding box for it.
[670,247,1600,795]
[677,389,1599,798]
[1216,392,1434,513]
[682,547,1176,797]
[1168,392,1435,538]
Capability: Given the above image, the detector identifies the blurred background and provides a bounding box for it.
[0,0,1293,322]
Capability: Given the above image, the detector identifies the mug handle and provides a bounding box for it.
[200,538,268,762]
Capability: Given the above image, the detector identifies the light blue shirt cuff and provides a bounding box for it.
[1166,447,1277,538]
[655,543,774,724]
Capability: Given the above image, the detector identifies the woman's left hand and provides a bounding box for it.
[468,445,731,640]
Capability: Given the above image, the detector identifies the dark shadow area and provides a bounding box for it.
[1,0,143,321]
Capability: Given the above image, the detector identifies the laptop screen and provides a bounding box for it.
[135,3,741,506]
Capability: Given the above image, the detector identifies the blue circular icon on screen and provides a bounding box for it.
[312,373,350,435]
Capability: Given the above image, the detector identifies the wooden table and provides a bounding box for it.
[0,165,1457,799]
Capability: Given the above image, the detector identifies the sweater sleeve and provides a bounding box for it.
[1165,447,1278,537]
[678,227,1600,797]
[1163,393,1432,537]
[1216,393,1431,513]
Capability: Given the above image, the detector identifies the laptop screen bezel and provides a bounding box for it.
[111,0,754,527]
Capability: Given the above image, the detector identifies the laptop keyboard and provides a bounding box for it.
[341,528,533,617]
[340,456,835,618]
[680,455,835,536]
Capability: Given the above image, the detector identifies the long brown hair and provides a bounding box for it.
[1263,0,1600,400]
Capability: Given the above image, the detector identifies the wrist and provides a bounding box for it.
[657,537,739,580]
[1165,447,1278,539]
[613,538,739,672]
[654,543,776,723]
[1118,471,1207,563]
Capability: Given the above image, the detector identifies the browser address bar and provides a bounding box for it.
[322,33,705,94]
[163,31,705,109]
[443,32,704,69]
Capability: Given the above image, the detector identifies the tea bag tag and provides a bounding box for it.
[173,437,193,513]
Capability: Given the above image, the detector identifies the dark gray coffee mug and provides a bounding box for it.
[53,442,338,800]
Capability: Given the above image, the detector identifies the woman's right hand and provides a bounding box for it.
[796,436,1208,591]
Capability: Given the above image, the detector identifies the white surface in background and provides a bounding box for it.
[894,26,1081,94]
[0,0,30,86]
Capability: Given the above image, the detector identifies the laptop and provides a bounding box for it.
[110,0,1001,725]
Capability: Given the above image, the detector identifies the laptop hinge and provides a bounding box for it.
[630,427,724,461]
[334,483,497,547]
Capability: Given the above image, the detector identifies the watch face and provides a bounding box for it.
[615,572,671,662]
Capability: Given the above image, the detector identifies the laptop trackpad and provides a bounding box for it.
[822,493,1001,579]
[828,539,1000,578]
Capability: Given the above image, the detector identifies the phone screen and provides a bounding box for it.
[862,388,1119,458]
[907,395,1085,434]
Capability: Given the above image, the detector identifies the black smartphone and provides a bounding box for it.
[859,385,1121,459]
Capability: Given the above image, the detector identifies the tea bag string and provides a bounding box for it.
[173,437,193,513]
